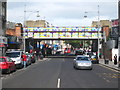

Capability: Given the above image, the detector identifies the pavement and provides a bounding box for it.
[99,59,120,71]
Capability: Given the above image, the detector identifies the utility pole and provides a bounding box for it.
[97,5,100,60]
[23,4,40,52]
[118,0,120,67]
[83,11,88,50]
[23,4,26,53]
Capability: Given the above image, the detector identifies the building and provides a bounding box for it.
[91,20,112,40]
[91,20,112,60]
[91,20,112,28]
[92,19,119,62]
[0,0,7,56]
[6,23,23,50]
[25,20,50,27]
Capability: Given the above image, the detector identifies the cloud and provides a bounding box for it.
[7,0,118,26]
[7,0,117,3]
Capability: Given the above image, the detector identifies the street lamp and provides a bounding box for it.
[118,0,120,67]
[97,5,100,60]
[83,11,88,49]
[23,4,40,52]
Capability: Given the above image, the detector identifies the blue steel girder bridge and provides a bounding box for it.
[23,27,103,52]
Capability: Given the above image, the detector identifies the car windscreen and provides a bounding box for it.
[91,56,96,58]
[76,57,89,61]
[0,58,5,62]
[6,52,20,57]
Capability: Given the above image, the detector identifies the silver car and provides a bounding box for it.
[73,55,92,70]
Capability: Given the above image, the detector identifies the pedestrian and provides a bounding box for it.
[22,53,27,68]
[118,56,120,67]
[114,54,117,65]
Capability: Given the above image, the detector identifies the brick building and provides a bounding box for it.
[6,23,23,49]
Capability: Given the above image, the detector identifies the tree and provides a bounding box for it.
[64,40,83,48]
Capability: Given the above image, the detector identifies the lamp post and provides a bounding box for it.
[23,5,40,52]
[97,5,100,60]
[118,0,120,67]
[83,11,88,49]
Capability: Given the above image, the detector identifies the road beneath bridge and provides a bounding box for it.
[2,57,119,88]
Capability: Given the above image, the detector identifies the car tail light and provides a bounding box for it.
[32,56,34,58]
[1,62,9,69]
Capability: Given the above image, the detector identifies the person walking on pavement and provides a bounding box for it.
[114,54,117,65]
[118,56,120,67]
[22,53,27,68]
[36,49,40,60]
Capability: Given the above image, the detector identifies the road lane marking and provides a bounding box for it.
[106,80,110,83]
[99,64,120,73]
[103,77,106,80]
[57,78,60,88]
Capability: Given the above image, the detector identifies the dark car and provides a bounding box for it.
[27,53,36,63]
[0,56,16,74]
[90,55,99,64]
[75,50,84,55]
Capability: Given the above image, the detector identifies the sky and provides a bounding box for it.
[7,0,118,26]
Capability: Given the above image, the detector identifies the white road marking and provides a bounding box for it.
[106,80,110,83]
[57,78,61,88]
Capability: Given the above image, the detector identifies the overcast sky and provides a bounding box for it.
[7,0,118,26]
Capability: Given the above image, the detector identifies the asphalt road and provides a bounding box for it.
[1,57,119,88]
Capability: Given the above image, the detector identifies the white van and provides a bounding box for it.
[5,51,24,68]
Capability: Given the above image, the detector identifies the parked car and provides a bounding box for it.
[73,55,92,70]
[30,53,36,63]
[26,52,36,63]
[0,56,16,74]
[5,51,24,69]
[90,55,99,64]
[24,52,32,66]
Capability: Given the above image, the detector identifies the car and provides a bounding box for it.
[90,55,99,64]
[64,48,71,54]
[24,52,32,66]
[73,55,92,70]
[0,56,16,74]
[75,50,84,55]
[5,51,24,69]
[26,52,37,63]
[85,52,94,57]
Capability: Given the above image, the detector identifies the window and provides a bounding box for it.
[76,57,89,61]
[6,58,13,62]
[0,58,5,62]
[6,52,20,57]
